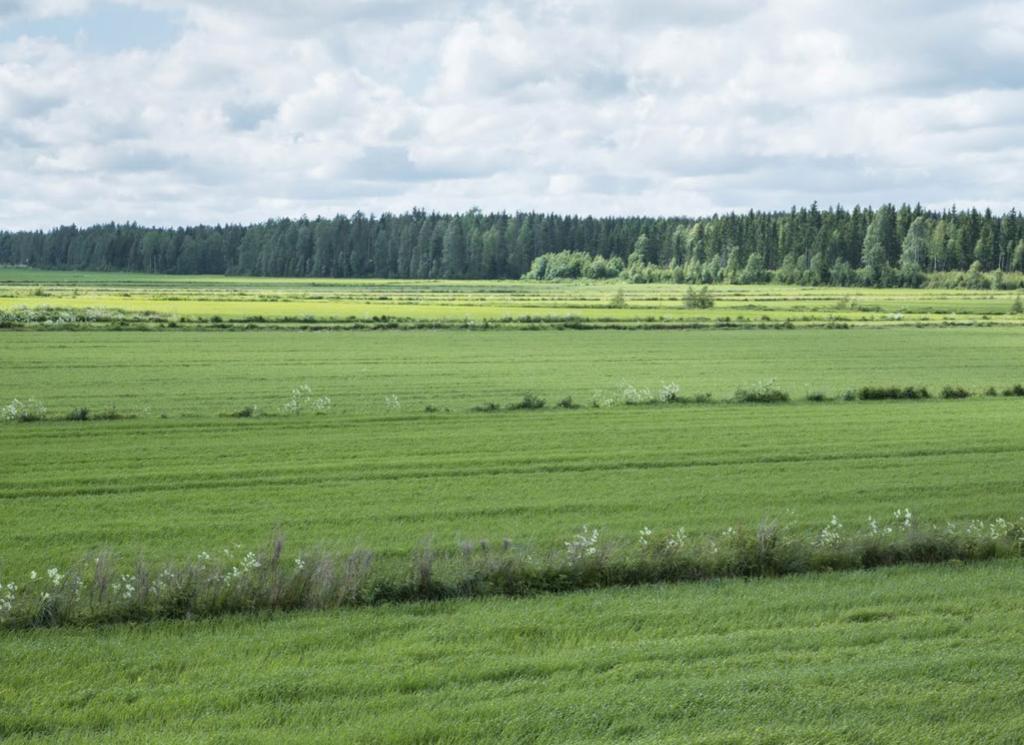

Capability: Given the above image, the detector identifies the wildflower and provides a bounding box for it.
[115,575,136,600]
[0,581,16,615]
[47,567,63,586]
[816,515,843,547]
[294,557,306,570]
[638,527,653,548]
[665,528,687,551]
[29,571,37,581]
[565,526,599,561]
[384,395,401,411]
[990,518,1011,540]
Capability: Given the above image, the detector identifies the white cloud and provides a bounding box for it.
[0,0,1023,228]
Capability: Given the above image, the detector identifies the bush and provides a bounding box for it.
[507,393,546,410]
[620,383,653,405]
[227,405,260,418]
[283,385,331,415]
[1011,295,1024,315]
[607,288,626,308]
[684,286,715,309]
[65,407,90,421]
[556,396,580,409]
[805,391,830,402]
[734,379,789,403]
[524,251,622,280]
[471,402,501,412]
[1002,384,1024,397]
[91,407,127,421]
[658,383,681,403]
[857,386,930,400]
[1,399,47,422]
[940,386,971,399]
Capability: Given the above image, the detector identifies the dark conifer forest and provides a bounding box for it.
[3,204,1022,286]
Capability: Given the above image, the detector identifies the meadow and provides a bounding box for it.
[2,270,1024,742]
[2,267,1024,329]
[3,562,1023,743]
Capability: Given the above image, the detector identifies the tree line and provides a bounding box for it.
[2,204,1023,286]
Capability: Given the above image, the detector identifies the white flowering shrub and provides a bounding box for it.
[620,383,652,405]
[283,385,332,415]
[658,383,681,402]
[2,399,47,422]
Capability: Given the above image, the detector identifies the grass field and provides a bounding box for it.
[3,397,1024,575]
[3,561,1022,743]
[4,326,1024,415]
[2,267,1024,327]
[2,273,1024,742]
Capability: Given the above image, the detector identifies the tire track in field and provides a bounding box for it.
[1,444,1018,501]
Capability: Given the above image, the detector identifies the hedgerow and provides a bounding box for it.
[2,511,1021,629]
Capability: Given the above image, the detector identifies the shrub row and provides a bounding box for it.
[5,381,1024,425]
[2,513,1021,629]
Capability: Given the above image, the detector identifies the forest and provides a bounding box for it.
[2,203,1023,286]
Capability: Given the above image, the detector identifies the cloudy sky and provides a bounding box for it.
[1,0,1023,229]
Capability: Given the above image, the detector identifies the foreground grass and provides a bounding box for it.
[2,560,1022,743]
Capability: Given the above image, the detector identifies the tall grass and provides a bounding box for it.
[2,512,1021,629]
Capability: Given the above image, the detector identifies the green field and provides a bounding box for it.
[3,562,1023,743]
[2,267,1024,328]
[2,273,1024,742]
[4,326,1024,415]
[3,396,1024,575]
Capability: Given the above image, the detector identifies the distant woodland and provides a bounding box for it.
[3,204,1023,287]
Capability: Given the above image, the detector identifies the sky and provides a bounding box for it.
[1,0,1023,229]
